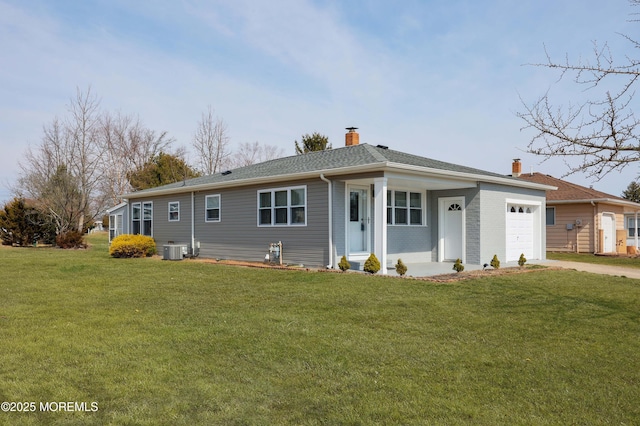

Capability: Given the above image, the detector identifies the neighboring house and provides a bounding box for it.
[513,160,640,254]
[120,129,553,273]
[106,202,129,242]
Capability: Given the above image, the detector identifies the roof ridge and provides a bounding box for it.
[361,143,390,163]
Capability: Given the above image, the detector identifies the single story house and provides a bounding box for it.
[513,160,640,254]
[118,129,554,273]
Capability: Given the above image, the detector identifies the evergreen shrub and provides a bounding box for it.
[363,253,381,274]
[109,234,157,258]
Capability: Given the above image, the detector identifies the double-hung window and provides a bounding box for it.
[132,202,152,235]
[628,217,638,238]
[142,202,153,236]
[205,195,221,222]
[258,186,306,226]
[168,202,180,222]
[132,203,141,235]
[387,190,423,225]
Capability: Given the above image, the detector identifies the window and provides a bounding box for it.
[628,217,638,237]
[387,190,423,225]
[132,202,152,235]
[109,214,123,241]
[142,202,152,236]
[168,202,180,222]
[132,203,141,235]
[546,207,555,226]
[258,186,306,226]
[205,195,221,222]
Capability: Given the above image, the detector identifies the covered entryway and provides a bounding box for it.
[438,197,465,262]
[506,203,534,262]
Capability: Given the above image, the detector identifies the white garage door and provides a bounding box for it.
[506,204,534,262]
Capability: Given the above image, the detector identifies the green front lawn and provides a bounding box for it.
[548,251,640,268]
[1,233,639,425]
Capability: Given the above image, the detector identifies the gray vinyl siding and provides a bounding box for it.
[333,181,346,262]
[145,193,193,248]
[194,178,329,267]
[387,190,431,264]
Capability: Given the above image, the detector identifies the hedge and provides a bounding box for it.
[109,234,157,258]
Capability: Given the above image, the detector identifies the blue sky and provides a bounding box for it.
[0,0,637,204]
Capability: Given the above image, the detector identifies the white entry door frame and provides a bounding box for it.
[347,185,371,256]
[601,212,616,253]
[438,196,466,263]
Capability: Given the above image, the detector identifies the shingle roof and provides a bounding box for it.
[126,143,539,197]
[517,172,628,202]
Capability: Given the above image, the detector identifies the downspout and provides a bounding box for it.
[591,201,597,253]
[191,191,195,256]
[320,174,333,269]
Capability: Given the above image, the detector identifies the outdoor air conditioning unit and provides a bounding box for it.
[163,244,187,261]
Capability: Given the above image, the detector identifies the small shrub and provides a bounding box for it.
[453,258,464,273]
[395,258,408,276]
[490,254,500,269]
[363,253,381,274]
[338,255,351,272]
[109,234,157,258]
[56,230,87,249]
[518,253,527,267]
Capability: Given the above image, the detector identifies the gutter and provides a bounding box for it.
[319,173,333,269]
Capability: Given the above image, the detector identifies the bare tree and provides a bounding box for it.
[192,106,231,175]
[518,1,640,180]
[230,141,286,168]
[100,112,174,204]
[18,88,102,231]
[17,87,177,232]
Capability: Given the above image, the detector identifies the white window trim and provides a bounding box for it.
[257,185,307,227]
[132,202,141,235]
[205,194,221,223]
[545,206,556,226]
[168,201,180,222]
[142,201,153,237]
[386,189,426,226]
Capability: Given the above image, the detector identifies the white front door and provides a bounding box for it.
[349,188,368,253]
[602,213,615,253]
[439,197,465,262]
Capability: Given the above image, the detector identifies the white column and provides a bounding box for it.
[634,210,638,249]
[373,177,388,274]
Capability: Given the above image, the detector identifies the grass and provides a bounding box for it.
[1,233,639,424]
[548,251,640,268]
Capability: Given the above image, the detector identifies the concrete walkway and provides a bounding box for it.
[386,260,640,279]
[538,260,640,280]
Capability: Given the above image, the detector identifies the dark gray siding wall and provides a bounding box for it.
[387,227,431,263]
[146,193,193,247]
[194,178,330,267]
[333,181,346,261]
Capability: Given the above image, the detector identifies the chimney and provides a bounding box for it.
[345,127,359,146]
[512,158,522,177]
